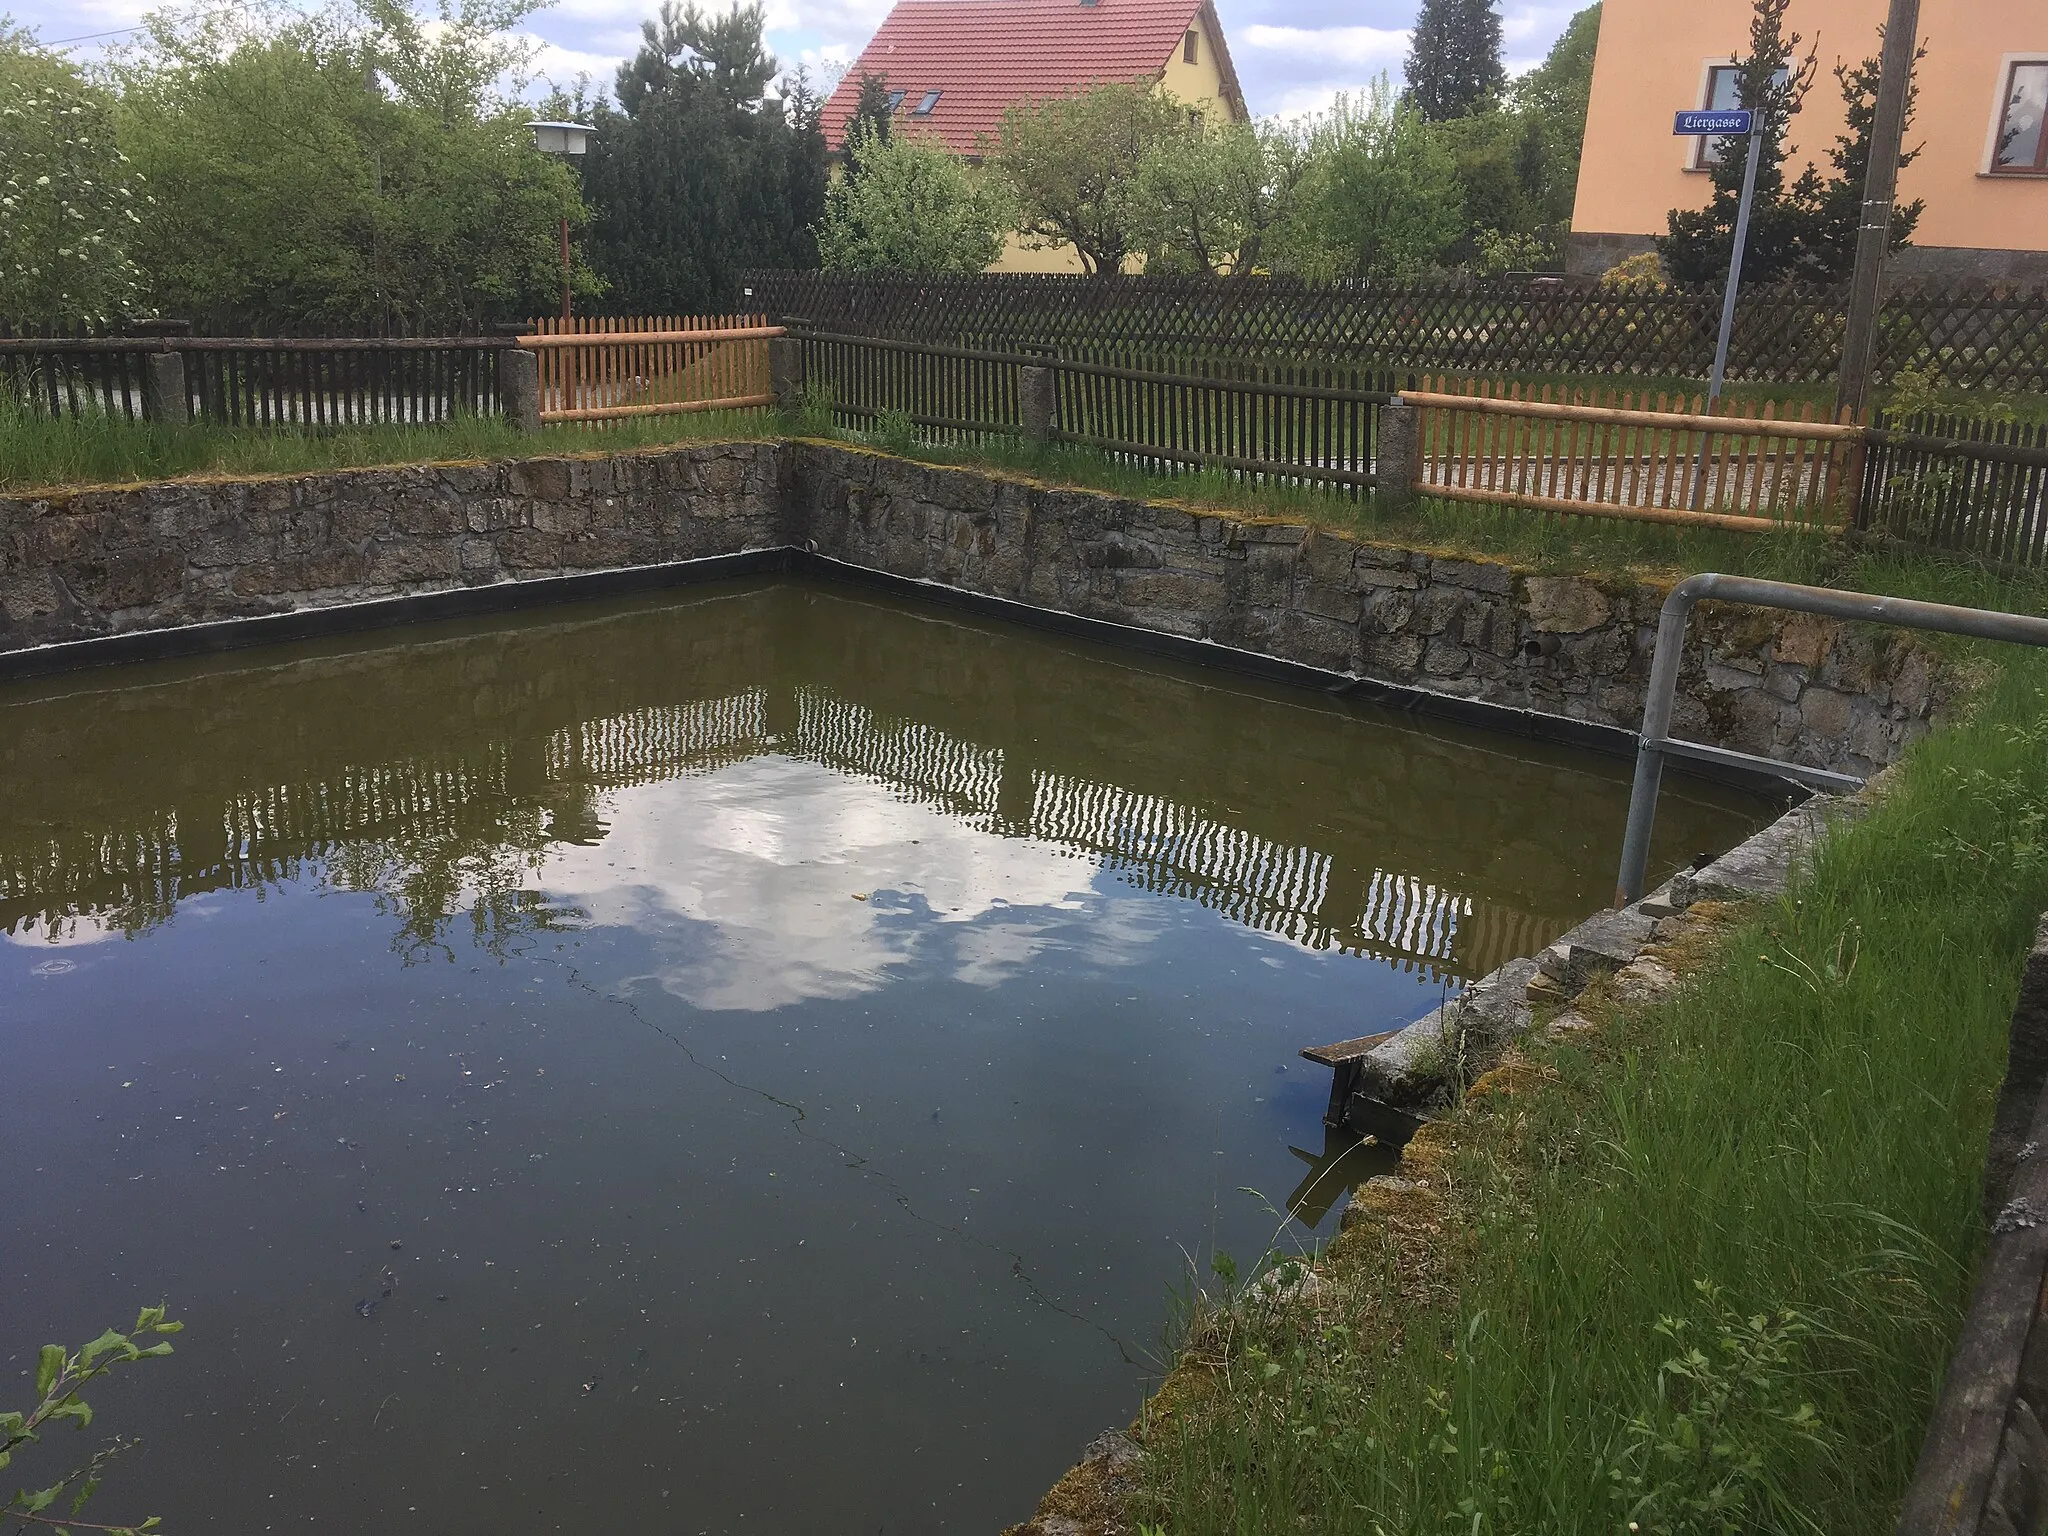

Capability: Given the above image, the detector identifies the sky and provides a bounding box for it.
[18,0,1589,119]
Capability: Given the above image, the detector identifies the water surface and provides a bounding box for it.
[0,579,1772,1534]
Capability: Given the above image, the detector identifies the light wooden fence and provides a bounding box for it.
[517,313,783,424]
[1403,378,1866,532]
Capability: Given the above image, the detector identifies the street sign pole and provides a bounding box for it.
[1672,106,1762,506]
[1709,119,1764,409]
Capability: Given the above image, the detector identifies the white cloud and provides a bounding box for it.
[538,756,1152,1012]
[1240,23,1409,69]
[526,37,630,91]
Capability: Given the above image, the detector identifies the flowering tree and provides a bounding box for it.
[0,28,148,326]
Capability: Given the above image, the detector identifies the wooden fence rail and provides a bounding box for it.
[517,314,780,425]
[1403,379,1864,533]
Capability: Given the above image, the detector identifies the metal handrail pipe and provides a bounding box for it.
[1615,572,2048,906]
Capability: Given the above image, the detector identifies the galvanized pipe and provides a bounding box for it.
[1615,573,2048,906]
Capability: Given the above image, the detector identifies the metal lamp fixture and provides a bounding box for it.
[526,120,594,157]
[526,121,595,323]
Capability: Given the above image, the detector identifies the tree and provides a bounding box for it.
[1656,0,1817,286]
[1404,0,1504,122]
[1513,4,1600,230]
[1278,82,1464,278]
[817,127,1008,273]
[988,80,1186,275]
[0,23,148,326]
[1125,116,1314,276]
[576,5,825,312]
[616,0,779,114]
[1432,105,1546,266]
[840,69,894,191]
[1782,43,1924,281]
[113,0,588,332]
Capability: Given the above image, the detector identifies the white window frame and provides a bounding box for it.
[1981,53,2048,177]
[1686,58,1743,172]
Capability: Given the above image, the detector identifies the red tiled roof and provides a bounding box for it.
[820,0,1245,157]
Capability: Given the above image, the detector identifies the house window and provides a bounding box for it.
[1183,29,1198,65]
[1691,63,1743,168]
[1991,60,2048,174]
[886,88,906,111]
[1688,62,1788,170]
[911,89,940,115]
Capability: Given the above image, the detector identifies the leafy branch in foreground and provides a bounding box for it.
[3,1307,182,1535]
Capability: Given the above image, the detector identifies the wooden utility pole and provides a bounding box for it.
[1834,0,1922,417]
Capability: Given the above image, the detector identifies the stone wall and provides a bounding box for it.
[789,442,1944,778]
[0,442,783,651]
[1,438,1945,778]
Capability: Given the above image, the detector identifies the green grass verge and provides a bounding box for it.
[0,400,777,496]
[1138,653,2048,1535]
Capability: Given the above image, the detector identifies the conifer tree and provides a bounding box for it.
[1403,0,1504,122]
[841,70,894,192]
[1656,0,1815,285]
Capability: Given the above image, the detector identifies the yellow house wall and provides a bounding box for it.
[986,10,1241,274]
[1572,0,2048,257]
[1157,11,1237,125]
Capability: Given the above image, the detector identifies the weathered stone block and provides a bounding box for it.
[1799,685,1855,739]
[365,540,461,585]
[1523,575,1612,633]
[1773,612,1836,668]
[1295,581,1361,624]
[1365,631,1425,673]
[1116,569,1226,613]
[1431,556,1514,594]
[1356,564,1423,590]
[1423,640,1470,676]
[1410,587,1465,636]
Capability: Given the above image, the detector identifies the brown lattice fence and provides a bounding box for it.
[745,272,2048,394]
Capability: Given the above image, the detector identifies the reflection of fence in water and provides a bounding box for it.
[0,754,516,938]
[544,691,768,789]
[790,687,1006,820]
[3,685,1572,980]
[783,687,1546,982]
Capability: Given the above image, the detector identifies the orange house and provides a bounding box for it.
[1569,0,2048,282]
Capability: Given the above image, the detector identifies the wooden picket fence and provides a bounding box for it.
[516,313,782,424]
[1404,377,1866,532]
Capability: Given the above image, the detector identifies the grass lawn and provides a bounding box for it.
[0,402,780,498]
[1133,652,2048,1535]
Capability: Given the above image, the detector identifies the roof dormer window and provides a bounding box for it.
[886,88,906,110]
[912,89,941,115]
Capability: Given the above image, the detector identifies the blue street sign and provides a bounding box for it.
[1675,108,1754,135]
